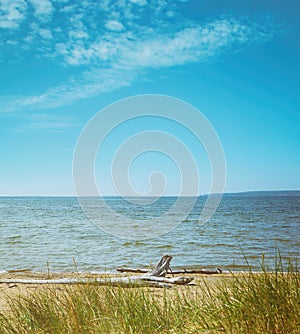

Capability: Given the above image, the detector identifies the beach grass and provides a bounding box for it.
[0,258,299,333]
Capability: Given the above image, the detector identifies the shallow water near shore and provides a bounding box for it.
[0,191,299,273]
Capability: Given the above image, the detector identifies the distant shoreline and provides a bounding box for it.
[0,189,300,197]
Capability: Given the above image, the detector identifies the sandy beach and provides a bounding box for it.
[0,270,233,314]
[1,268,298,334]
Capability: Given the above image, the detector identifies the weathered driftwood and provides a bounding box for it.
[117,268,222,275]
[117,256,222,275]
[0,277,178,288]
[0,275,193,287]
[0,255,194,288]
[146,254,173,277]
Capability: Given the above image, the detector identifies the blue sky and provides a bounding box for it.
[0,0,299,196]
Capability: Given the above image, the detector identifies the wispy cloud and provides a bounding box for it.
[0,0,281,112]
[105,20,125,32]
[0,0,53,29]
[28,0,54,19]
[0,0,27,29]
[10,113,79,132]
[129,0,148,6]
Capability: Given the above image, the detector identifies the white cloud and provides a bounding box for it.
[0,0,280,112]
[28,0,54,18]
[53,17,270,70]
[59,4,75,13]
[6,39,18,45]
[3,67,136,111]
[129,0,148,6]
[69,29,89,39]
[38,28,53,39]
[0,0,27,29]
[105,20,125,31]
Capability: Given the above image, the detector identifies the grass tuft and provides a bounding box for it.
[0,257,299,333]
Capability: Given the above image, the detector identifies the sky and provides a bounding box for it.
[0,0,299,196]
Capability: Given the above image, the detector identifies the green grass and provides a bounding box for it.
[0,259,299,334]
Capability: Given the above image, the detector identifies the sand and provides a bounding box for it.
[0,270,234,314]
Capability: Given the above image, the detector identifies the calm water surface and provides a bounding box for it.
[0,191,299,272]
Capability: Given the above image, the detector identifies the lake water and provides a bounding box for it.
[0,191,299,273]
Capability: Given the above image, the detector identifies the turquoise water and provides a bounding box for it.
[0,191,299,272]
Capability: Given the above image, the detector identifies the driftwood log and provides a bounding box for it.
[118,256,222,275]
[0,255,194,288]
[117,268,222,275]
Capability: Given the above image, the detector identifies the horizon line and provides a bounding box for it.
[0,189,299,197]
